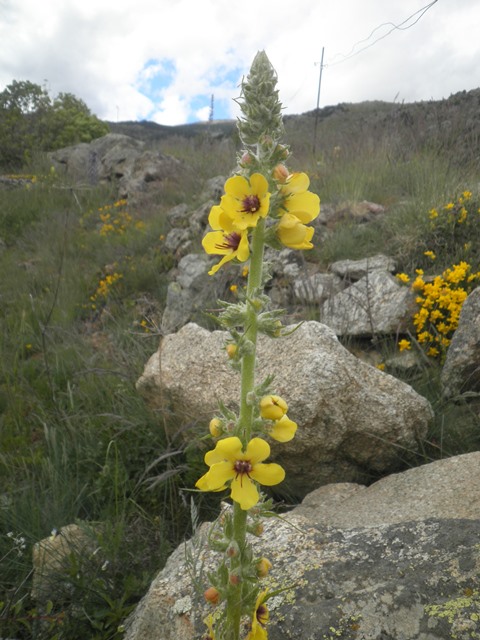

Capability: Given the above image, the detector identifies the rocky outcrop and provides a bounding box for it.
[123,451,480,640]
[320,269,416,337]
[137,321,433,498]
[441,287,480,399]
[49,133,185,198]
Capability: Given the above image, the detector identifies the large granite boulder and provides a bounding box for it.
[441,286,480,399]
[123,452,480,640]
[137,321,433,498]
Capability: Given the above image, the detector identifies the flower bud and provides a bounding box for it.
[226,541,240,558]
[240,151,253,166]
[209,418,222,438]
[204,587,220,605]
[229,572,241,585]
[256,557,272,578]
[226,344,238,359]
[251,522,264,537]
[273,164,289,183]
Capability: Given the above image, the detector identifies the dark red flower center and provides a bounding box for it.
[241,194,260,214]
[256,604,268,626]
[233,459,253,485]
[215,231,241,253]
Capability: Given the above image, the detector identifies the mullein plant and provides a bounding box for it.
[195,51,320,640]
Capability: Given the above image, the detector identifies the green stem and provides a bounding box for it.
[238,218,265,444]
[228,218,265,640]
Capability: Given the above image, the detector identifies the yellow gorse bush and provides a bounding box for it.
[412,261,480,358]
[89,271,123,309]
[396,189,480,360]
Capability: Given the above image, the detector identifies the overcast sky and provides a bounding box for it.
[1,0,479,125]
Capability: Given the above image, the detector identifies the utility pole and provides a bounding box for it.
[209,94,214,122]
[312,46,325,156]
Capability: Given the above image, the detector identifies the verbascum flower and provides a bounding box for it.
[269,415,297,443]
[259,395,288,421]
[202,205,250,275]
[277,213,315,250]
[220,174,271,230]
[280,172,320,221]
[195,437,285,510]
[246,590,270,640]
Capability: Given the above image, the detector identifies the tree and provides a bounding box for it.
[0,81,109,169]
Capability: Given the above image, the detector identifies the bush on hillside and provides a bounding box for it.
[0,80,109,169]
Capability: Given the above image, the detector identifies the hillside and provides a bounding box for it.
[107,87,480,169]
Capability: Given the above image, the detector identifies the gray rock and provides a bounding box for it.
[293,271,344,305]
[330,254,396,281]
[160,255,214,334]
[441,287,480,399]
[137,321,432,497]
[321,270,415,337]
[49,133,143,182]
[49,133,184,198]
[164,228,192,254]
[123,452,480,640]
[294,451,480,527]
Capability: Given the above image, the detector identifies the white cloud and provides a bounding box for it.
[1,0,479,125]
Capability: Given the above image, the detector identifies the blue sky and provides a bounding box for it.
[1,0,479,125]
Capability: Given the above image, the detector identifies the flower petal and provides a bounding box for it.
[282,172,310,194]
[225,175,250,199]
[249,173,269,197]
[236,232,250,262]
[250,462,285,486]
[209,205,235,231]
[245,437,271,464]
[215,436,244,460]
[230,474,260,510]
[284,192,320,221]
[202,231,229,255]
[206,461,235,489]
[269,415,298,443]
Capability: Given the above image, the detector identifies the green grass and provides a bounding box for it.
[1,114,480,638]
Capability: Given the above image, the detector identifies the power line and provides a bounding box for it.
[326,0,438,68]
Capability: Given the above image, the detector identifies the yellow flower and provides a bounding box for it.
[424,250,436,260]
[202,206,250,275]
[220,173,271,230]
[395,273,410,284]
[280,172,320,222]
[246,590,270,640]
[259,395,288,421]
[195,437,285,510]
[428,208,438,220]
[398,339,411,352]
[277,213,315,250]
[269,415,297,443]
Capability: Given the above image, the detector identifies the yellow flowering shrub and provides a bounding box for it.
[409,261,480,359]
[397,190,480,360]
